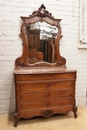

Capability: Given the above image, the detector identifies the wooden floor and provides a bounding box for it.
[0,106,87,130]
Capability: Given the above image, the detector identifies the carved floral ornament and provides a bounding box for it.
[15,4,66,67]
[32,4,53,17]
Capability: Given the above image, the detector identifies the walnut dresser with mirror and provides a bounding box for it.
[14,4,77,127]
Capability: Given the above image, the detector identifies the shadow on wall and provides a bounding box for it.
[8,75,15,123]
[86,88,87,104]
[10,75,15,113]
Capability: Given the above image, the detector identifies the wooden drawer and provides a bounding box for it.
[18,90,73,102]
[15,72,76,81]
[17,80,74,93]
[51,98,74,107]
[18,97,74,111]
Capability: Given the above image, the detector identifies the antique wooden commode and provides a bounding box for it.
[14,4,77,127]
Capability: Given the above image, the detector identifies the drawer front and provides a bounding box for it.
[17,81,74,93]
[18,97,74,111]
[18,90,73,102]
[51,98,74,107]
[18,101,49,110]
[15,72,76,81]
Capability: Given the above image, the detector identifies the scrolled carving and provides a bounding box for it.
[32,4,53,18]
[19,23,27,45]
[57,56,66,66]
[41,110,53,118]
[15,57,27,67]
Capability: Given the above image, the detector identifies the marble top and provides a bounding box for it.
[14,66,76,74]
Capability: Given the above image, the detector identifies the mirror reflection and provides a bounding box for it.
[26,22,58,64]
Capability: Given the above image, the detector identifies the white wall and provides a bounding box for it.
[84,0,87,40]
[0,0,87,113]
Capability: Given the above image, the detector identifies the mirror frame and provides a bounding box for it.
[15,4,66,67]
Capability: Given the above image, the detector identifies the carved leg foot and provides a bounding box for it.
[73,106,77,118]
[14,113,19,127]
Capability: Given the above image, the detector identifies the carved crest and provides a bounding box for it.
[32,4,53,17]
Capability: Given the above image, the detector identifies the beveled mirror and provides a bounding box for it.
[15,4,66,67]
